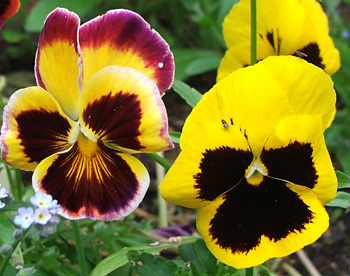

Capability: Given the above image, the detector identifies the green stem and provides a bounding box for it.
[71,220,88,276]
[250,0,257,65]
[245,267,255,276]
[0,228,29,276]
[147,153,171,171]
[155,152,168,228]
[1,161,17,199]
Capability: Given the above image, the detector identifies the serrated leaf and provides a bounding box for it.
[128,250,178,276]
[172,80,202,108]
[179,239,216,275]
[90,236,200,276]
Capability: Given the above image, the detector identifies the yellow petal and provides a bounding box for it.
[35,8,82,120]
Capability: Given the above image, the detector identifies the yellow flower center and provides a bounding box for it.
[245,159,267,186]
[77,132,98,157]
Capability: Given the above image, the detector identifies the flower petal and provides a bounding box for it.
[217,41,274,82]
[35,8,82,120]
[80,65,173,153]
[183,56,336,153]
[260,115,337,204]
[0,86,79,171]
[197,179,329,268]
[261,56,336,130]
[79,9,174,95]
[181,59,295,155]
[32,134,149,220]
[160,123,253,209]
[0,0,20,29]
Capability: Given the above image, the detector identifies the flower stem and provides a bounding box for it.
[147,153,171,171]
[245,267,255,276]
[155,152,168,228]
[251,0,257,65]
[0,228,29,276]
[71,220,88,276]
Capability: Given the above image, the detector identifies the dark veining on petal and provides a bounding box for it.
[82,91,143,150]
[209,177,314,254]
[41,140,140,217]
[260,141,318,189]
[16,110,72,163]
[194,146,253,201]
[266,29,281,55]
[292,43,325,70]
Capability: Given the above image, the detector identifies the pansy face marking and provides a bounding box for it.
[217,0,340,81]
[160,56,337,268]
[1,8,174,221]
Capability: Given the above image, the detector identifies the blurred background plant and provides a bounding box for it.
[0,0,350,275]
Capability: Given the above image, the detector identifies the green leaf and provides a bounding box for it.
[336,170,350,189]
[0,214,16,245]
[326,191,350,209]
[90,236,201,276]
[172,80,202,108]
[179,239,217,275]
[128,250,179,276]
[169,132,181,144]
[172,48,222,80]
[25,0,100,32]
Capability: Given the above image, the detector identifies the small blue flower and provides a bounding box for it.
[30,192,54,208]
[0,201,5,209]
[343,30,350,39]
[0,185,9,199]
[33,208,52,225]
[14,207,34,229]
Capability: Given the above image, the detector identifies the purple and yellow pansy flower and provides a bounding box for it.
[217,0,340,81]
[0,8,175,220]
[160,56,337,268]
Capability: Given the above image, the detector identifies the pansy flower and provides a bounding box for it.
[1,8,174,220]
[160,56,337,268]
[0,0,20,29]
[217,0,340,81]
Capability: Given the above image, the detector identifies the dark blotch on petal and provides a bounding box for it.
[82,92,143,150]
[260,141,318,189]
[194,146,253,201]
[17,110,72,163]
[209,178,314,254]
[41,141,139,217]
[266,30,281,55]
[293,43,325,70]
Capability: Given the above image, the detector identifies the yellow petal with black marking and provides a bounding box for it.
[197,181,329,268]
[218,0,340,80]
[32,134,149,220]
[0,86,79,171]
[260,115,337,204]
[183,57,336,152]
[79,65,173,153]
[160,123,253,209]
